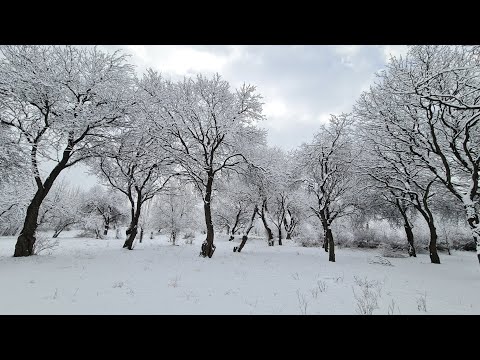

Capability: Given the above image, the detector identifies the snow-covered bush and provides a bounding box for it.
[32,232,59,255]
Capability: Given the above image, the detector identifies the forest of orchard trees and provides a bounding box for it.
[0,45,479,265]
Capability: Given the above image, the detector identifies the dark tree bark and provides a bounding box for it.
[411,181,440,264]
[123,190,142,250]
[231,208,243,236]
[427,222,440,264]
[139,227,144,243]
[405,223,416,257]
[259,199,274,246]
[14,134,74,257]
[323,235,329,252]
[395,197,416,257]
[319,209,335,261]
[466,212,480,264]
[14,190,44,256]
[283,209,296,240]
[234,205,258,253]
[278,228,282,246]
[200,171,216,258]
[104,217,110,236]
[52,222,74,239]
[327,228,335,262]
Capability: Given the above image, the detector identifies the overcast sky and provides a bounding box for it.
[67,45,409,189]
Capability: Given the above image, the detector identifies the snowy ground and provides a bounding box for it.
[1,231,479,315]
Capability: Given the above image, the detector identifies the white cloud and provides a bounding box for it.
[263,100,287,118]
[332,45,363,57]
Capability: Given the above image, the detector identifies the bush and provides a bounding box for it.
[379,244,407,258]
[32,232,59,255]
[296,236,320,248]
[183,231,195,245]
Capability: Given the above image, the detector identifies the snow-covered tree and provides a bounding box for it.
[37,179,84,238]
[151,180,201,245]
[139,72,265,258]
[213,174,253,237]
[80,185,127,238]
[355,45,480,263]
[0,45,135,256]
[296,114,359,262]
[91,121,175,249]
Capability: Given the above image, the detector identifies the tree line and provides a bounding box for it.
[0,45,478,265]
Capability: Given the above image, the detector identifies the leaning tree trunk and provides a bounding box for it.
[234,205,258,253]
[124,199,142,250]
[14,140,73,257]
[397,201,416,257]
[14,189,45,257]
[260,200,274,246]
[200,172,216,258]
[52,223,70,239]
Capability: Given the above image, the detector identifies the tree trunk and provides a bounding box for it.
[231,208,242,235]
[123,199,142,250]
[322,226,329,252]
[396,197,416,257]
[327,227,335,262]
[278,227,282,246]
[123,221,138,249]
[200,172,216,258]
[52,224,68,238]
[103,216,110,236]
[283,210,295,240]
[139,227,144,243]
[405,224,416,257]
[14,138,73,257]
[259,200,274,246]
[415,189,440,264]
[14,189,44,256]
[237,235,248,253]
[428,223,441,264]
[171,230,176,245]
[234,205,258,253]
[465,206,480,264]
